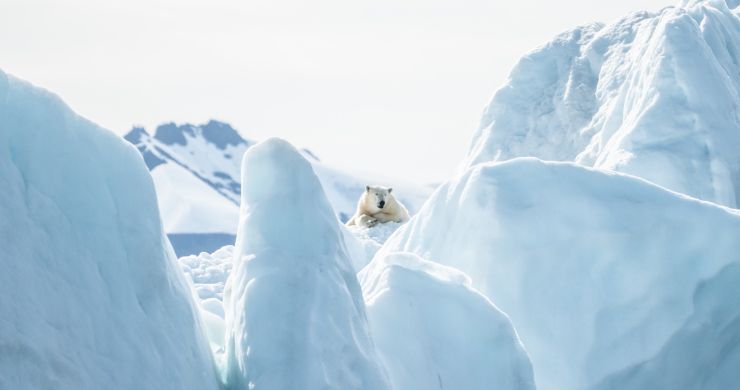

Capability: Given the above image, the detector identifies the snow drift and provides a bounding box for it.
[0,70,218,388]
[381,158,740,390]
[222,138,390,389]
[465,0,740,207]
[359,251,536,390]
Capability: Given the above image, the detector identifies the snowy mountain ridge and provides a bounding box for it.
[125,120,250,205]
[465,0,740,208]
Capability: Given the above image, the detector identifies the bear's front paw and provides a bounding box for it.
[364,218,379,228]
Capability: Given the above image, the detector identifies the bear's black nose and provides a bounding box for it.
[379,201,386,208]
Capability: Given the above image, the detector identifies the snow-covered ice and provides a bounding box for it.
[360,251,536,390]
[179,246,234,356]
[222,138,390,389]
[381,157,740,390]
[0,69,219,389]
[180,245,235,304]
[465,0,740,208]
[344,221,404,270]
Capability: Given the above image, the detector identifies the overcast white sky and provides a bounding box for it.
[1,0,669,184]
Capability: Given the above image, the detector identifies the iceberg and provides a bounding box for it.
[0,69,218,389]
[382,158,740,389]
[465,0,740,207]
[222,138,390,389]
[360,251,536,390]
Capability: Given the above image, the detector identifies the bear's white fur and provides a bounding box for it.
[346,185,410,228]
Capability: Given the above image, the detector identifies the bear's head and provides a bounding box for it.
[364,185,393,212]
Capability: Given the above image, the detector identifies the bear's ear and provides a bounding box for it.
[365,185,371,192]
[388,187,393,193]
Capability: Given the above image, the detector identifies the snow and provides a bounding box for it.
[180,245,234,303]
[594,261,740,390]
[179,246,234,360]
[359,251,536,390]
[465,0,740,208]
[381,157,740,390]
[345,222,404,270]
[152,163,239,234]
[222,138,391,389]
[0,69,218,389]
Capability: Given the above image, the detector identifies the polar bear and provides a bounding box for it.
[346,185,410,228]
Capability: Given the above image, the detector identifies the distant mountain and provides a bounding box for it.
[125,120,248,205]
[124,120,431,256]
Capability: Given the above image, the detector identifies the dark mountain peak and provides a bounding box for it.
[123,126,166,170]
[154,122,196,146]
[124,126,150,145]
[149,120,246,149]
[201,120,247,149]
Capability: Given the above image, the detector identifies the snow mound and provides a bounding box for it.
[0,70,218,389]
[359,251,536,390]
[381,157,740,390]
[465,0,740,207]
[179,246,235,360]
[222,138,390,389]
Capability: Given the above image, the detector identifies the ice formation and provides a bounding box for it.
[222,138,390,389]
[0,69,219,389]
[360,251,536,390]
[465,0,740,208]
[382,158,740,389]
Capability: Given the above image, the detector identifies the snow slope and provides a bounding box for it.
[126,123,430,256]
[359,251,536,390]
[222,138,390,389]
[381,158,740,390]
[465,0,740,208]
[0,69,218,389]
[152,163,239,234]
